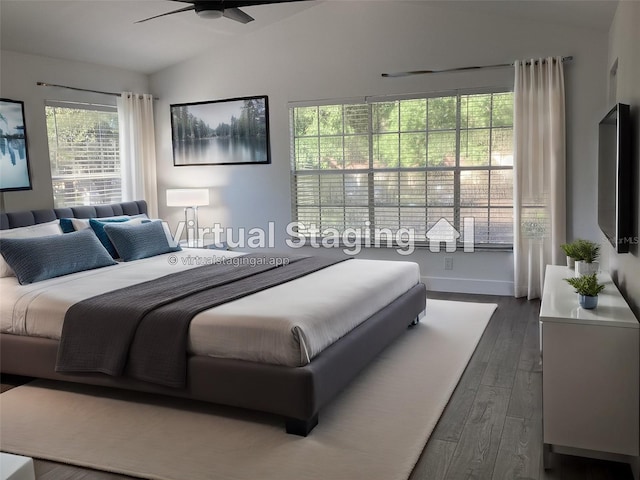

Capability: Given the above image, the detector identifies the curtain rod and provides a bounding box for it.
[36,82,159,100]
[382,56,573,78]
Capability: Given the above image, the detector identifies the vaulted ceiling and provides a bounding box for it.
[0,0,618,75]
[0,0,318,74]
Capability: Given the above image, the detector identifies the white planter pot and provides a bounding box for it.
[566,256,575,269]
[575,261,599,277]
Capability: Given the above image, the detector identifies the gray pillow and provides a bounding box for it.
[0,229,117,285]
[104,220,181,262]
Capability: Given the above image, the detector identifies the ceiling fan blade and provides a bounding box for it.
[135,5,195,23]
[222,7,254,24]
[224,0,307,6]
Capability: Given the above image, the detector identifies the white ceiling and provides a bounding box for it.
[430,0,618,31]
[0,0,618,75]
[0,0,319,74]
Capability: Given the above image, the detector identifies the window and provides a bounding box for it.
[46,102,121,208]
[289,90,514,247]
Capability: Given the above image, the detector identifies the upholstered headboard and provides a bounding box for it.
[0,201,148,230]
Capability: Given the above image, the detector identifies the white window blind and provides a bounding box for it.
[289,90,514,246]
[46,102,121,208]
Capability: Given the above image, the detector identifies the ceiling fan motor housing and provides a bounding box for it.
[195,2,224,19]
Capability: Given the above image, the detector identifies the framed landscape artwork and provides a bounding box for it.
[0,98,32,191]
[171,95,271,166]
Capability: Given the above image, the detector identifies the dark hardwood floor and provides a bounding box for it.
[1,292,634,479]
[410,291,633,480]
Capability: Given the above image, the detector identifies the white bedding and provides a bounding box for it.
[0,249,421,367]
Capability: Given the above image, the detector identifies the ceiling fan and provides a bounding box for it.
[136,0,308,24]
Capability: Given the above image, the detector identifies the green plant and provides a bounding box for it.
[564,273,605,297]
[560,241,581,259]
[573,239,600,263]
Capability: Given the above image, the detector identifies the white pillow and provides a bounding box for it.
[66,214,148,232]
[0,220,63,277]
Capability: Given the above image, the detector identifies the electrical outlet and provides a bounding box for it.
[444,257,453,270]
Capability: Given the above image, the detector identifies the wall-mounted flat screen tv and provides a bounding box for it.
[597,103,633,253]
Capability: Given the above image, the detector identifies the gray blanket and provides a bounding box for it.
[56,253,349,388]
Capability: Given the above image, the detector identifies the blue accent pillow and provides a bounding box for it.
[89,218,130,258]
[104,221,181,262]
[0,229,117,285]
[59,218,75,233]
[60,215,145,234]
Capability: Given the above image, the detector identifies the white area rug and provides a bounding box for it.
[0,299,496,480]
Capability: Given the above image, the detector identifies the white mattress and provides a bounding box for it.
[0,249,421,367]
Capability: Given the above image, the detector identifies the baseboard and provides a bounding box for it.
[422,275,514,296]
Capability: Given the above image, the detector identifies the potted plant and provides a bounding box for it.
[564,273,605,309]
[560,241,582,269]
[573,239,600,277]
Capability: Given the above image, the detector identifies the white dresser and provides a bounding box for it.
[540,265,639,468]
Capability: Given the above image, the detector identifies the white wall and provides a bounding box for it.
[150,1,609,295]
[605,5,640,476]
[605,1,640,318]
[0,50,149,211]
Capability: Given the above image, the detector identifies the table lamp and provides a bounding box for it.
[166,188,210,247]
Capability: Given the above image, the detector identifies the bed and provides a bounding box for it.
[0,201,427,435]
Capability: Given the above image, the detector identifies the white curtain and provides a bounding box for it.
[513,57,566,299]
[117,92,158,218]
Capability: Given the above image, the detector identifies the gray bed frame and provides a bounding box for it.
[0,201,427,435]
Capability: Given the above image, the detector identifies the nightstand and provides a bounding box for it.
[0,453,35,480]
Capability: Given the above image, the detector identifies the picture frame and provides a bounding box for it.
[0,98,32,191]
[171,95,271,166]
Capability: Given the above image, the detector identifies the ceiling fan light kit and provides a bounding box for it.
[195,8,224,19]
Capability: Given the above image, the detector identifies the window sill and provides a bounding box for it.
[287,238,513,253]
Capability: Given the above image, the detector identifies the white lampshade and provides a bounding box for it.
[166,188,210,207]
